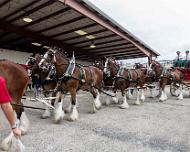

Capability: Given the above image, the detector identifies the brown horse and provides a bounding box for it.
[38,48,103,122]
[104,57,146,108]
[0,59,30,149]
[134,62,161,98]
[93,58,121,105]
[26,54,57,118]
[149,60,184,101]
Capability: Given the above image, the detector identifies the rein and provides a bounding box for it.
[11,103,46,111]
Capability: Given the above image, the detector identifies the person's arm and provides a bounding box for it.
[1,103,21,138]
[1,102,16,126]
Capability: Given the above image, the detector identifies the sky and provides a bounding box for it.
[88,0,190,62]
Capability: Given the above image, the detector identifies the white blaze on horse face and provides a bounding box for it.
[147,63,152,75]
[39,58,45,67]
[53,53,56,62]
[104,58,109,73]
[39,52,48,67]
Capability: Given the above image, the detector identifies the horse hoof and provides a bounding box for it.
[68,115,78,121]
[105,100,111,105]
[54,118,62,124]
[134,101,140,105]
[89,110,96,114]
[96,106,101,110]
[41,115,50,119]
[64,107,71,113]
[112,97,119,104]
[177,94,183,100]
[95,101,102,110]
[53,112,64,124]
[119,103,129,109]
[68,108,79,121]
[41,110,51,119]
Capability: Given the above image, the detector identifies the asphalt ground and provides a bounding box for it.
[0,87,190,152]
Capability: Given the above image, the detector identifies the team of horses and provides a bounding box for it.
[0,48,186,150]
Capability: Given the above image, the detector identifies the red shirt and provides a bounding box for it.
[0,76,11,104]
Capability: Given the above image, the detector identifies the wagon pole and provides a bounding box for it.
[22,96,55,109]
[11,103,46,111]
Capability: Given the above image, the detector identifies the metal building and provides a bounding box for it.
[0,0,159,63]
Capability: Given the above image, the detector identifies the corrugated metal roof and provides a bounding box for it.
[0,0,159,61]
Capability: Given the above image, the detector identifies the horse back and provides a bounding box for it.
[83,66,103,86]
[0,60,29,102]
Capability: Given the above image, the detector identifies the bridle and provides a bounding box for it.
[104,58,119,77]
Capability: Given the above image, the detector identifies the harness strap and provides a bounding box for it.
[77,64,86,83]
[127,69,133,81]
[88,66,94,86]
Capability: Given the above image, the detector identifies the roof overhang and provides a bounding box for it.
[0,0,159,61]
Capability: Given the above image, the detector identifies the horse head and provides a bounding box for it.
[149,60,163,77]
[93,59,105,70]
[134,63,145,69]
[103,57,119,77]
[27,53,54,80]
[39,48,57,68]
[39,48,69,77]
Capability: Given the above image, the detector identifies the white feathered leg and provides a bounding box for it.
[150,88,154,98]
[112,91,119,104]
[140,89,145,102]
[64,101,72,113]
[119,92,129,109]
[127,90,133,99]
[19,112,30,135]
[0,132,13,151]
[53,92,65,123]
[41,107,51,119]
[163,89,168,101]
[177,85,183,100]
[69,105,79,121]
[105,95,111,105]
[159,89,165,102]
[158,88,162,97]
[94,90,101,110]
[134,89,141,105]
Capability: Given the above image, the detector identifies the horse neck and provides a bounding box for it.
[54,53,69,77]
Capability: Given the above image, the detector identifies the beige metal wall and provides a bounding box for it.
[0,48,92,65]
[0,48,32,64]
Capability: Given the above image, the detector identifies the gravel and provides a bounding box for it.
[0,87,190,152]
